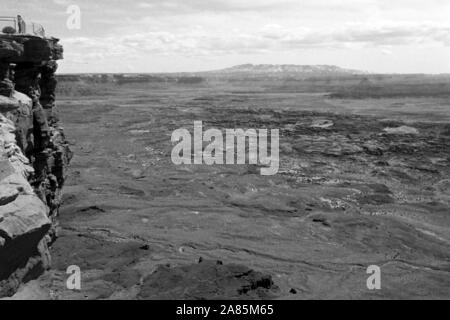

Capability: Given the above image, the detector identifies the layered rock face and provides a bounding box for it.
[0,34,71,297]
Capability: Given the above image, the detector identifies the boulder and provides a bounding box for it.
[0,194,50,241]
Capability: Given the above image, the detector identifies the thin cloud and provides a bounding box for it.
[62,21,450,61]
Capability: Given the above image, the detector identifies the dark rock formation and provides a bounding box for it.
[138,259,279,300]
[0,32,71,297]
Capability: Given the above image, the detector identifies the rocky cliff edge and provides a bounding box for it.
[0,33,71,297]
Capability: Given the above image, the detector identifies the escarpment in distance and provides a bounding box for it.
[0,31,72,297]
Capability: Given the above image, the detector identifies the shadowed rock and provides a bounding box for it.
[138,259,279,300]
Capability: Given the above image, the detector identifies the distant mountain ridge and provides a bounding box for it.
[206,64,369,76]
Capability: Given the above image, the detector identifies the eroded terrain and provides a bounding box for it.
[12,84,450,299]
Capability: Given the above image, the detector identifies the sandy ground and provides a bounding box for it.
[11,86,450,299]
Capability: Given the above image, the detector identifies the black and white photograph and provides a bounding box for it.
[0,0,449,305]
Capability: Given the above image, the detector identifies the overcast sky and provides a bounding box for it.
[2,0,450,73]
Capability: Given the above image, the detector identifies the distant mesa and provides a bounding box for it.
[211,64,368,76]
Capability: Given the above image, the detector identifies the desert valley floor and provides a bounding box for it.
[10,83,450,299]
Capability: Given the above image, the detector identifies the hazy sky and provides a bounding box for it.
[2,0,450,73]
